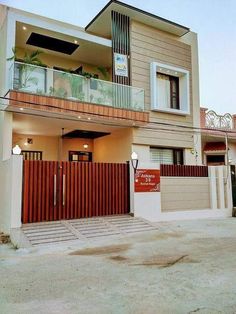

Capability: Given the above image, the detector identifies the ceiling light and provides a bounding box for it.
[88,117,91,120]
[74,40,78,44]
[20,107,24,111]
[24,142,28,146]
[78,116,81,119]
[22,26,27,30]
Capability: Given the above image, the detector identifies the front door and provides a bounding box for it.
[22,160,130,223]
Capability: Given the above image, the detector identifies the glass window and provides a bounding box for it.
[150,147,183,165]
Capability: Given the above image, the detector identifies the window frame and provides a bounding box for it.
[150,62,190,115]
[150,147,184,165]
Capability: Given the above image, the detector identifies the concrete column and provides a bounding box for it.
[10,155,23,229]
[223,166,233,211]
[0,111,13,161]
[133,162,161,221]
[217,166,225,209]
[209,166,217,209]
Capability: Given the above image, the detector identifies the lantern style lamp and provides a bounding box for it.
[12,145,21,155]
[131,151,139,174]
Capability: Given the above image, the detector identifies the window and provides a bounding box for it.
[68,151,92,162]
[151,62,190,115]
[150,147,183,165]
[157,73,179,110]
[22,150,42,161]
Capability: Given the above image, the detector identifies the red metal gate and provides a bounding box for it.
[22,161,130,223]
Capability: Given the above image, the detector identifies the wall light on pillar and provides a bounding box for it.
[83,144,89,149]
[131,151,139,174]
[12,145,21,155]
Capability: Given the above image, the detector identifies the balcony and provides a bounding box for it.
[7,62,148,124]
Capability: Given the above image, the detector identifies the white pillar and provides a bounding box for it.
[0,111,13,161]
[224,165,233,211]
[10,155,23,229]
[217,166,225,209]
[209,166,217,209]
[133,162,161,221]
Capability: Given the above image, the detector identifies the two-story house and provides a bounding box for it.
[0,0,203,234]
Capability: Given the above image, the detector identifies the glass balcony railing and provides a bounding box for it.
[9,61,145,111]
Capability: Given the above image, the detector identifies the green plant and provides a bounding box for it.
[7,47,45,90]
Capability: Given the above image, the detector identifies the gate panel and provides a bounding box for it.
[22,160,58,223]
[22,161,130,223]
[62,162,130,219]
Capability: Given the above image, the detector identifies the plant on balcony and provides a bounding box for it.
[7,47,45,91]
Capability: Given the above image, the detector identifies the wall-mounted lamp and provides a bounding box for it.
[131,151,139,174]
[12,145,21,155]
[83,144,89,149]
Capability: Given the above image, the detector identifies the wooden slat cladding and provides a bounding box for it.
[22,160,130,223]
[130,21,194,148]
[111,10,130,85]
[130,21,192,114]
[160,164,208,177]
[9,91,149,124]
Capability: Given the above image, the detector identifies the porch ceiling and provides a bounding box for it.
[13,113,123,137]
[16,22,112,67]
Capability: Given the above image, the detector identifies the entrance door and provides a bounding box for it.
[22,160,130,223]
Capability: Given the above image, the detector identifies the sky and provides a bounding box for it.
[0,0,235,114]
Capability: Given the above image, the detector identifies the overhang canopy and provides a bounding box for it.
[85,0,190,38]
[204,142,226,152]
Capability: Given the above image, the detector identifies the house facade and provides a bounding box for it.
[1,0,231,237]
[0,0,201,167]
[201,107,236,207]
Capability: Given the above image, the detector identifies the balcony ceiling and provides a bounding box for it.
[12,113,123,137]
[16,22,112,68]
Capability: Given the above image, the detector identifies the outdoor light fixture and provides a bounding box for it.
[12,145,21,155]
[131,151,139,174]
[83,144,89,149]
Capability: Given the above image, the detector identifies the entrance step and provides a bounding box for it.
[22,215,157,246]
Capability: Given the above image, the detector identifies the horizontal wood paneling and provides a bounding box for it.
[9,91,149,124]
[161,177,210,212]
[130,21,194,148]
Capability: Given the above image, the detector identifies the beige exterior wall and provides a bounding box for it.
[130,21,200,158]
[13,131,131,163]
[13,133,95,161]
[93,128,132,163]
[161,177,210,211]
[61,138,93,161]
[13,133,59,161]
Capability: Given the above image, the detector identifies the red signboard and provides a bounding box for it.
[135,169,160,193]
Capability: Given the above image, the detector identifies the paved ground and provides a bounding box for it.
[22,216,157,246]
[1,218,236,314]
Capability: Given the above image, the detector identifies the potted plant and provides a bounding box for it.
[7,47,45,91]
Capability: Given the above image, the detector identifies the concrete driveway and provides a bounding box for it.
[1,218,236,314]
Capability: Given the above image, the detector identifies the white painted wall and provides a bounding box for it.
[0,155,23,234]
[132,164,232,222]
[132,162,161,222]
